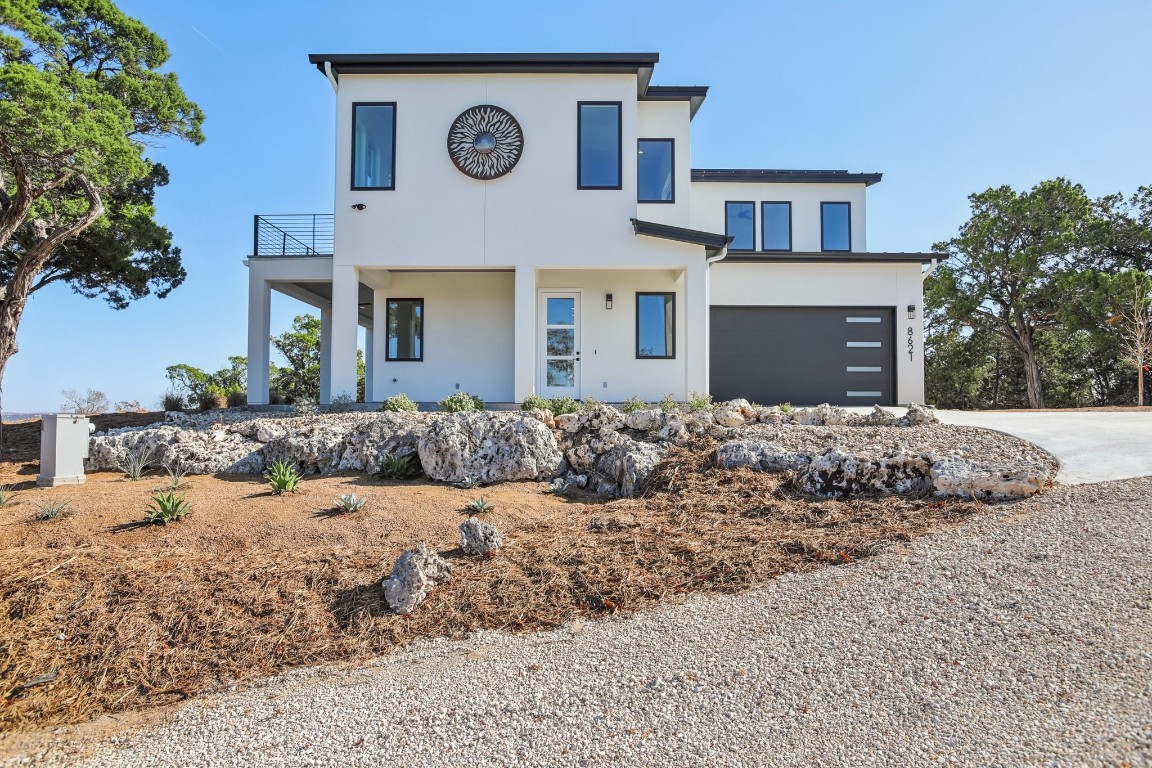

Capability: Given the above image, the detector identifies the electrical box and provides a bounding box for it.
[37,414,94,487]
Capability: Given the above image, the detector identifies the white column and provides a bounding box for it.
[246,274,271,405]
[513,265,536,402]
[371,288,388,400]
[329,264,360,403]
[319,307,332,404]
[364,327,374,402]
[684,259,709,397]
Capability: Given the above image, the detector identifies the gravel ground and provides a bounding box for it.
[6,476,1149,767]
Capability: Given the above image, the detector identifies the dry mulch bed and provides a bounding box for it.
[0,441,985,733]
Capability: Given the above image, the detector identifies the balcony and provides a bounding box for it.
[251,214,334,257]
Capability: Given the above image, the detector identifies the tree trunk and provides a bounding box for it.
[1139,364,1145,408]
[1018,331,1046,409]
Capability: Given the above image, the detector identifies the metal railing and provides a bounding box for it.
[252,214,334,257]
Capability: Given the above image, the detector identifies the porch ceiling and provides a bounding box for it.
[272,281,375,326]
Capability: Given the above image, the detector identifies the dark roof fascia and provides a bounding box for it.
[691,169,884,186]
[718,252,948,264]
[630,218,732,249]
[641,85,709,118]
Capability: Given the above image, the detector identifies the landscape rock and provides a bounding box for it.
[713,399,756,427]
[524,408,555,429]
[623,408,664,432]
[554,412,586,433]
[900,403,939,427]
[418,412,563,483]
[715,440,810,472]
[87,426,264,474]
[797,448,932,498]
[341,413,425,474]
[593,439,666,498]
[582,403,625,431]
[262,421,351,474]
[930,457,1051,499]
[381,543,453,615]
[459,517,503,556]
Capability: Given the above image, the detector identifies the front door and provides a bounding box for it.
[539,293,581,399]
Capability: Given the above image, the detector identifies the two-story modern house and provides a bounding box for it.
[245,53,942,408]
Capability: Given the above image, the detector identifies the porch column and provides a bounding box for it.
[329,264,360,404]
[371,288,388,401]
[364,327,374,402]
[246,274,271,405]
[513,265,536,402]
[684,259,709,396]
[319,307,332,404]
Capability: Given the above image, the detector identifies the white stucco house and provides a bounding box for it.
[245,52,942,408]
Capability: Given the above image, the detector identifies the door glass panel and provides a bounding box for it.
[547,360,575,387]
[547,297,575,326]
[547,328,574,356]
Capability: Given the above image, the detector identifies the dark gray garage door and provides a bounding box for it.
[710,307,895,406]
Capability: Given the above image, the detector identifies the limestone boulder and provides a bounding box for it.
[797,448,932,498]
[262,420,352,473]
[900,403,939,427]
[382,543,453,615]
[339,413,425,474]
[459,517,503,556]
[623,408,664,432]
[930,457,1051,499]
[715,440,810,472]
[87,426,264,474]
[583,403,625,431]
[417,412,563,483]
[593,439,666,498]
[713,399,756,428]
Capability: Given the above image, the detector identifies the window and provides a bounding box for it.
[821,202,851,251]
[578,102,621,189]
[761,202,792,251]
[637,139,674,202]
[386,299,423,361]
[352,103,396,190]
[725,202,755,251]
[636,293,675,359]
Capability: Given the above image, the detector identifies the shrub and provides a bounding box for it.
[144,492,192,525]
[161,391,185,411]
[333,493,368,513]
[438,391,484,412]
[381,393,419,412]
[378,452,415,480]
[621,396,649,413]
[778,402,794,414]
[199,385,227,411]
[35,499,69,521]
[226,388,247,408]
[60,388,108,415]
[520,394,551,412]
[118,446,155,481]
[659,393,678,411]
[328,392,356,413]
[292,400,318,417]
[266,461,302,495]
[456,474,482,489]
[686,391,715,412]
[548,396,581,415]
[0,485,14,508]
[465,495,494,513]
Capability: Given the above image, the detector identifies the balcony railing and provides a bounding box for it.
[252,214,334,257]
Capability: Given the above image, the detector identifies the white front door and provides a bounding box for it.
[539,292,581,399]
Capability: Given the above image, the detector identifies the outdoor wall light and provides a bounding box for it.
[907,304,916,319]
[351,203,366,211]
[605,293,613,310]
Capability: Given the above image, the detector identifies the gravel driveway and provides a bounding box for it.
[10,475,1150,767]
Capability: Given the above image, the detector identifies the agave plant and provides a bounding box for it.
[456,474,482,490]
[266,461,302,495]
[379,452,414,480]
[465,495,494,514]
[333,493,368,513]
[145,492,192,525]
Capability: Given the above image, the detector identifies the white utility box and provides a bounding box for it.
[37,414,95,487]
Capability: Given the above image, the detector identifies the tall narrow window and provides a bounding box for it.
[637,139,674,202]
[821,202,851,251]
[352,103,396,190]
[636,293,675,359]
[725,202,755,251]
[386,299,423,361]
[578,102,621,189]
[761,202,792,251]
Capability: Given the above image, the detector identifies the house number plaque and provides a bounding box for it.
[906,326,914,361]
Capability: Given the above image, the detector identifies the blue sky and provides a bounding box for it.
[4,0,1151,412]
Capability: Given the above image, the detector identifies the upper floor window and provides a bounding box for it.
[636,293,675,359]
[761,202,792,252]
[637,139,674,202]
[386,298,423,361]
[821,202,851,251]
[578,102,621,189]
[352,103,396,190]
[725,201,755,251]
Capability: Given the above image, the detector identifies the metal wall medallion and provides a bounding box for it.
[447,105,524,180]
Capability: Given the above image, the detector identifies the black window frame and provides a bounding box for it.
[385,298,424,362]
[821,201,852,252]
[636,138,675,203]
[635,292,676,360]
[577,101,623,190]
[725,201,756,252]
[760,201,793,252]
[351,101,397,191]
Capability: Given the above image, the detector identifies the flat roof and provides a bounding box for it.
[691,169,884,186]
[641,85,709,118]
[720,252,946,264]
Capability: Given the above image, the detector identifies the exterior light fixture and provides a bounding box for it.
[907,304,916,319]
[606,293,613,310]
[351,203,366,211]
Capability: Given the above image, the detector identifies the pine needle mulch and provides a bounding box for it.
[0,442,986,732]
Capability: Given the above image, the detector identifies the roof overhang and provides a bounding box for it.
[640,85,709,119]
[691,169,884,186]
[630,218,732,249]
[719,252,947,264]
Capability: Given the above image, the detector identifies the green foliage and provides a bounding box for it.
[144,491,191,525]
[161,391,184,411]
[465,495,494,513]
[0,485,14,507]
[620,397,649,413]
[438,391,484,412]
[520,394,551,411]
[778,402,793,413]
[333,493,367,513]
[659,393,678,411]
[456,474,482,489]
[199,384,227,411]
[265,461,301,495]
[269,315,320,404]
[381,393,419,412]
[157,463,190,492]
[35,499,69,521]
[291,399,317,417]
[117,445,154,480]
[226,388,246,408]
[686,391,714,412]
[378,452,415,480]
[550,396,582,415]
[328,392,355,413]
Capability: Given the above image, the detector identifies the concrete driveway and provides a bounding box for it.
[934,410,1152,484]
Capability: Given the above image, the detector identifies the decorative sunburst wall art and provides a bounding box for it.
[446,105,524,180]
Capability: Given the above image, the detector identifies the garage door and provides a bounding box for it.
[710,307,895,406]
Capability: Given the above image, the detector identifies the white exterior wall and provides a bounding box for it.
[709,261,926,404]
[690,182,868,252]
[635,100,692,228]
